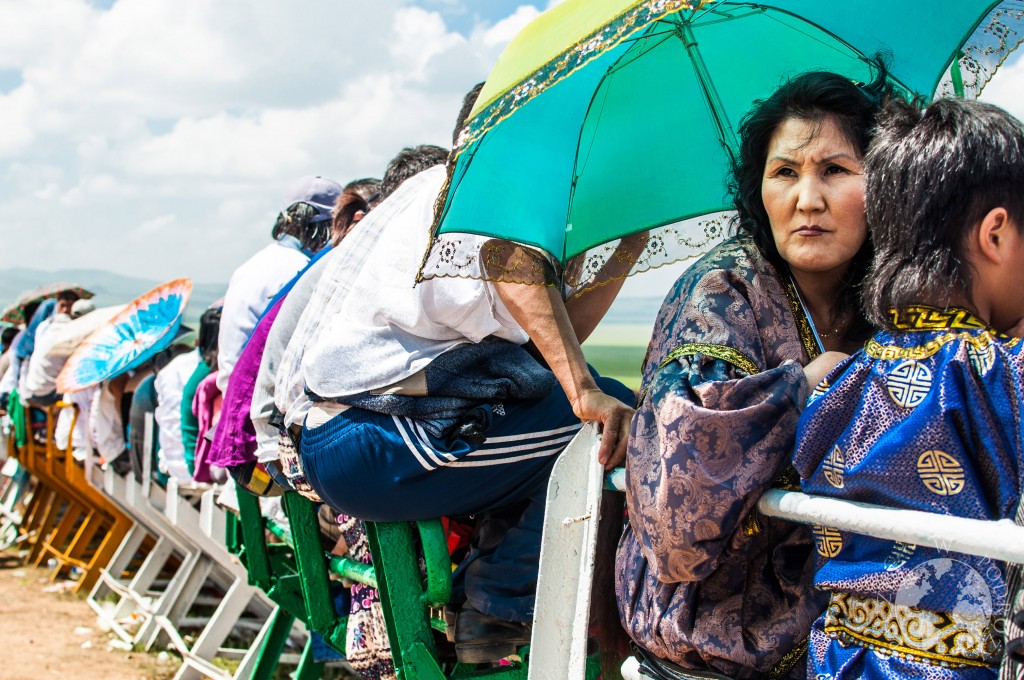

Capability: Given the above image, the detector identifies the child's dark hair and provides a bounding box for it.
[730,58,896,335]
[863,97,1024,329]
[197,306,221,371]
[380,145,449,200]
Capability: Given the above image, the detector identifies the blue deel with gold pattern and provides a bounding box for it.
[793,306,1024,678]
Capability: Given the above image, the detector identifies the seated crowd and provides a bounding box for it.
[1,70,1023,680]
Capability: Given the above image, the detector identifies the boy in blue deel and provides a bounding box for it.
[793,96,1024,679]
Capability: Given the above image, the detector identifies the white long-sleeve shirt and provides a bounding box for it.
[55,385,97,455]
[90,382,126,462]
[154,350,201,481]
[250,255,329,464]
[285,166,525,427]
[23,314,71,398]
[216,236,309,392]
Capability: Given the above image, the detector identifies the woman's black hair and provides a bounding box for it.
[21,301,41,327]
[730,57,896,336]
[454,82,485,146]
[197,307,221,371]
[1,326,18,352]
[331,178,383,246]
[271,202,331,253]
[863,97,1024,328]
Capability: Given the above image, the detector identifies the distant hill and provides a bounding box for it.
[0,267,226,327]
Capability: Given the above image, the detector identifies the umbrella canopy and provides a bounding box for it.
[0,306,18,326]
[0,282,95,324]
[36,305,127,359]
[421,0,1024,287]
[56,279,192,393]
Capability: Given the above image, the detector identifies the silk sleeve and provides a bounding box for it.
[626,350,808,585]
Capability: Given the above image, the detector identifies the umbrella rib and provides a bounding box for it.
[566,16,684,259]
[675,20,739,163]
[694,5,763,27]
[605,32,676,76]
[743,4,917,94]
[619,27,677,45]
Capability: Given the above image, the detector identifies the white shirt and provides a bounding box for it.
[55,385,98,455]
[23,314,72,398]
[90,382,126,462]
[0,350,20,397]
[217,237,309,392]
[154,350,201,481]
[298,165,526,405]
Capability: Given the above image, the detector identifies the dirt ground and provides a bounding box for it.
[0,552,178,680]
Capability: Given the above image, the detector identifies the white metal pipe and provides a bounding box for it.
[758,489,1024,564]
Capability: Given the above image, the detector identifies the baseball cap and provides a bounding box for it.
[282,176,343,221]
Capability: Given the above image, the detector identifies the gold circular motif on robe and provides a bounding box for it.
[916,450,965,496]
[886,361,933,409]
[822,445,844,489]
[813,525,843,558]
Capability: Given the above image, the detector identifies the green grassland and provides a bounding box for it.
[582,321,653,392]
[583,343,646,392]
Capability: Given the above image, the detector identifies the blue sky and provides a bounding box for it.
[419,0,534,34]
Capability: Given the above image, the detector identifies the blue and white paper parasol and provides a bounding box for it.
[57,279,193,393]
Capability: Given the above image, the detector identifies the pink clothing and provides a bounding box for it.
[191,371,223,483]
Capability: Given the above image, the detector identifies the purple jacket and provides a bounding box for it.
[205,298,284,468]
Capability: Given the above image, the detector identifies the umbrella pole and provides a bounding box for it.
[950,49,966,98]
[677,20,739,164]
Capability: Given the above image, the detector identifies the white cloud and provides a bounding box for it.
[0,0,547,283]
[4,0,1024,302]
[979,56,1024,120]
[477,6,542,48]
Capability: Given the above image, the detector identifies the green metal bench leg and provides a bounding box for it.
[236,488,273,590]
[281,492,348,649]
[366,519,530,680]
[249,607,296,680]
[224,507,242,554]
[365,521,447,680]
[293,637,326,680]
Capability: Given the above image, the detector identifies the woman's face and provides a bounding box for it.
[761,116,867,280]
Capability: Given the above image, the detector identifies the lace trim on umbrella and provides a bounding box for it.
[417,211,731,295]
[937,0,1024,98]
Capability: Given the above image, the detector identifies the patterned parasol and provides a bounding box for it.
[1,282,95,324]
[56,279,192,393]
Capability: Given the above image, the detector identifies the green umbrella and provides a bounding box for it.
[421,0,1024,286]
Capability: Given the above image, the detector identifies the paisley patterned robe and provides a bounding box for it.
[616,235,827,679]
[793,306,1024,679]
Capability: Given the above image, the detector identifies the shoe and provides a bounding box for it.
[454,605,531,664]
[443,605,458,643]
